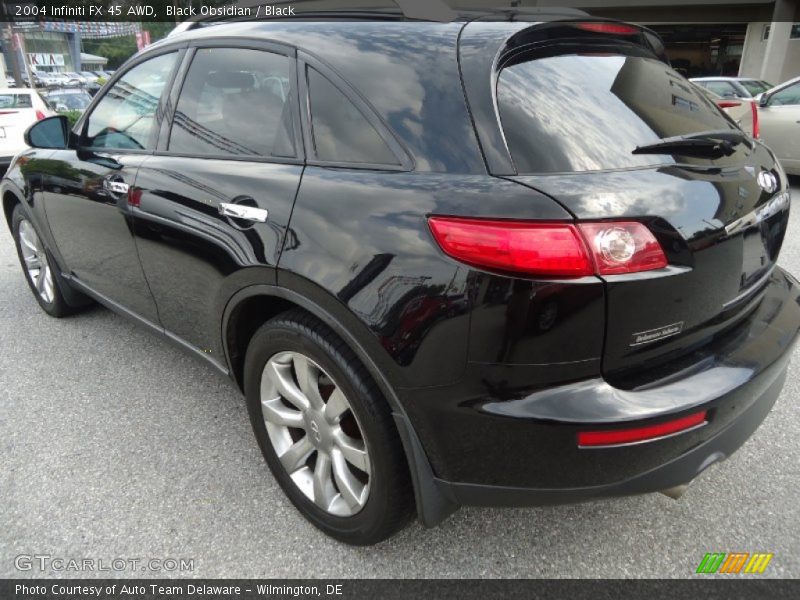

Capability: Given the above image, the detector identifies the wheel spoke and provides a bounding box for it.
[312,451,336,510]
[23,254,40,268]
[324,388,349,422]
[334,430,369,473]
[265,358,308,410]
[261,397,304,428]
[35,265,46,293]
[42,265,54,303]
[278,436,313,474]
[293,354,324,410]
[332,448,366,510]
[19,231,38,254]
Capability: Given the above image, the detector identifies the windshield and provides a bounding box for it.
[497,54,737,174]
[740,80,771,96]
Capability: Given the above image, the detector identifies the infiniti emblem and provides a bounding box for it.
[310,420,322,444]
[757,170,778,194]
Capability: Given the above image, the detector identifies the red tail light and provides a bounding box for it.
[578,222,668,275]
[427,218,593,277]
[428,217,667,278]
[577,411,708,447]
[573,22,640,35]
[716,100,742,109]
[751,100,759,139]
[35,110,46,121]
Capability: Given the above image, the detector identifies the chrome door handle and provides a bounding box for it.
[219,203,269,223]
[103,179,129,194]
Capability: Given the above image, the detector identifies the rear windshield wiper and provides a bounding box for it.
[632,130,746,158]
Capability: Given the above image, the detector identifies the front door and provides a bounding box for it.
[42,50,182,323]
[131,45,304,360]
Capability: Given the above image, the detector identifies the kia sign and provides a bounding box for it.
[28,53,65,67]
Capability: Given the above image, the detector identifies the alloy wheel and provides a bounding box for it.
[260,351,371,516]
[18,220,55,304]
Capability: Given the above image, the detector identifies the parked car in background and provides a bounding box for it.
[757,76,800,175]
[3,14,799,546]
[5,73,17,87]
[694,85,758,138]
[691,76,773,99]
[0,89,51,171]
[42,88,93,114]
[63,71,88,86]
[80,71,101,83]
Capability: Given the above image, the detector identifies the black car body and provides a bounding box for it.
[3,10,799,544]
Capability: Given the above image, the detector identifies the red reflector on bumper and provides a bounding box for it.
[578,411,708,447]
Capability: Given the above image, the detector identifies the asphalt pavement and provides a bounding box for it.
[1,179,799,579]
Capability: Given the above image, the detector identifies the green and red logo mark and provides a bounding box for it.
[696,553,773,574]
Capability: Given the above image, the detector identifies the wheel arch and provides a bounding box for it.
[3,188,23,231]
[221,281,459,527]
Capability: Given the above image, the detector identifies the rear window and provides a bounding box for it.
[0,93,32,109]
[497,54,737,174]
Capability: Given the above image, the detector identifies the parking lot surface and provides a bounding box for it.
[1,180,799,578]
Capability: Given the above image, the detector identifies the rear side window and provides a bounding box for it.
[169,48,296,158]
[307,68,398,165]
[497,54,738,174]
[85,52,177,150]
[0,93,32,108]
[704,81,739,97]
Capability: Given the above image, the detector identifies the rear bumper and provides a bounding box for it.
[400,267,800,511]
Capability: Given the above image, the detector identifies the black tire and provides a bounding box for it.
[11,204,90,317]
[244,309,414,545]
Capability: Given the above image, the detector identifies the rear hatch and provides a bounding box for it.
[492,22,791,387]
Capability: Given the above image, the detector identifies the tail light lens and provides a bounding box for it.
[578,222,668,275]
[428,217,667,278]
[35,110,46,121]
[427,218,593,277]
[751,100,759,139]
[716,100,741,109]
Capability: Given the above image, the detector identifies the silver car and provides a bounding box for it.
[758,76,800,176]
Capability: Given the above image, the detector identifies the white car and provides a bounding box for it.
[0,89,52,171]
[757,76,800,176]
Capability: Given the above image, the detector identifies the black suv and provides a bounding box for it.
[3,10,799,545]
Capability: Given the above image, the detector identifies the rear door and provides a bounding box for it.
[41,50,182,323]
[482,25,791,385]
[131,42,304,360]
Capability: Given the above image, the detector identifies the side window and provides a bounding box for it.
[168,48,296,158]
[85,52,178,150]
[770,82,800,106]
[307,67,398,165]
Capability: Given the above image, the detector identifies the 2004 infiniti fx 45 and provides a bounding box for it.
[3,10,800,545]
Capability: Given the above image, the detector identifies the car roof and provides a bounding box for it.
[0,88,33,94]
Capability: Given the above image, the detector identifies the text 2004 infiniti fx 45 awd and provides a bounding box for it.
[3,13,799,545]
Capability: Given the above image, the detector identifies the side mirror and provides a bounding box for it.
[24,115,71,149]
[759,93,770,108]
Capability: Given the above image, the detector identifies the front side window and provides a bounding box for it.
[85,52,177,150]
[307,67,398,165]
[770,82,800,106]
[168,48,296,158]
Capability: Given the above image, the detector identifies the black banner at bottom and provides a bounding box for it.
[1,579,799,600]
